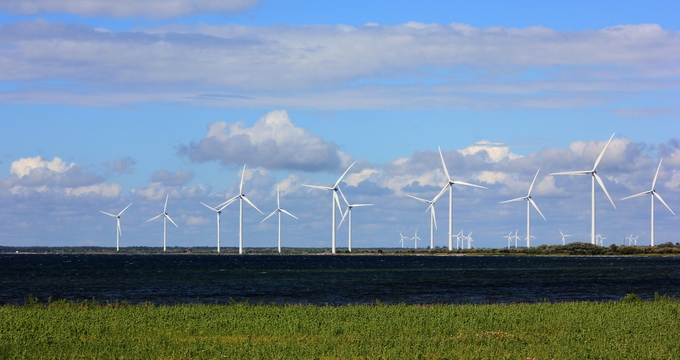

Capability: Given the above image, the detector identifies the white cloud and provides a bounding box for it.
[0,21,677,110]
[459,141,520,162]
[64,183,122,197]
[0,0,258,19]
[10,156,74,178]
[179,110,348,172]
[185,216,210,226]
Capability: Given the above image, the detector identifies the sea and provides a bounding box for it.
[1,254,679,305]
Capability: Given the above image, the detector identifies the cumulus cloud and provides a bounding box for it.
[179,110,347,172]
[0,0,258,19]
[2,156,120,198]
[105,157,136,174]
[459,141,520,162]
[0,20,677,109]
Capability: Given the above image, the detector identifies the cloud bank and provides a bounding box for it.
[0,21,677,109]
[0,0,258,19]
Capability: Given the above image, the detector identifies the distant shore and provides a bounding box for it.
[2,242,680,256]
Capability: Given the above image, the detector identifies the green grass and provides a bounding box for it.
[2,296,679,359]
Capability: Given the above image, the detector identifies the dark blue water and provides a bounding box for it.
[1,254,679,305]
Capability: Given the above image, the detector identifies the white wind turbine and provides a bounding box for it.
[411,230,422,249]
[631,235,639,246]
[504,231,513,249]
[465,231,473,249]
[399,233,409,248]
[261,186,298,253]
[147,194,178,251]
[201,198,237,253]
[337,188,372,252]
[219,165,263,255]
[455,230,464,249]
[550,133,617,245]
[625,234,634,246]
[430,146,487,251]
[512,230,520,248]
[500,169,547,248]
[100,203,132,251]
[303,162,356,254]
[596,234,606,246]
[559,229,571,245]
[620,159,675,246]
[406,194,438,249]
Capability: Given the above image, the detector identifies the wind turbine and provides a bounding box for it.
[337,188,372,252]
[406,194,438,249]
[596,234,606,246]
[625,234,634,246]
[455,230,464,250]
[219,165,263,255]
[631,235,638,246]
[399,233,409,248]
[500,169,547,248]
[465,231,473,249]
[550,133,617,245]
[147,194,178,251]
[512,230,520,248]
[411,230,422,249]
[100,203,132,251]
[303,162,356,254]
[201,198,236,253]
[431,146,487,251]
[504,231,513,249]
[559,229,571,245]
[620,159,675,246]
[261,186,298,253]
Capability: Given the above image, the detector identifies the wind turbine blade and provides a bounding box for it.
[147,214,163,222]
[431,184,449,204]
[352,204,373,207]
[500,197,526,204]
[242,195,264,214]
[652,159,663,190]
[239,164,246,193]
[261,210,278,223]
[200,202,217,212]
[406,194,430,204]
[333,191,343,214]
[276,186,281,208]
[653,192,676,215]
[334,161,356,188]
[594,173,616,209]
[549,170,591,176]
[431,207,437,230]
[302,184,334,191]
[529,198,547,221]
[452,181,487,190]
[528,169,540,196]
[593,133,615,170]
[118,203,133,216]
[100,211,117,218]
[338,187,350,207]
[338,208,349,228]
[217,196,239,209]
[620,191,649,201]
[280,209,298,219]
[166,215,179,228]
[163,193,169,213]
[438,146,451,181]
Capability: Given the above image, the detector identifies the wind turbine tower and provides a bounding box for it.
[147,194,178,251]
[406,194,438,249]
[431,146,487,251]
[219,165,263,254]
[261,186,298,253]
[620,159,675,246]
[201,199,236,253]
[500,169,547,248]
[550,134,617,245]
[100,203,132,251]
[338,188,372,252]
[303,162,356,254]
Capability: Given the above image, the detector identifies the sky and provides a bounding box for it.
[0,0,679,250]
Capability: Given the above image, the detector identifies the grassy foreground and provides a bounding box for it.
[2,296,679,359]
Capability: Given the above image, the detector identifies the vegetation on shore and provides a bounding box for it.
[3,241,680,256]
[1,294,678,359]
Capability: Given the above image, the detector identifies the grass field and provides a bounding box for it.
[1,295,679,359]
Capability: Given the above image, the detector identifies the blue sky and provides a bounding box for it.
[0,0,678,249]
